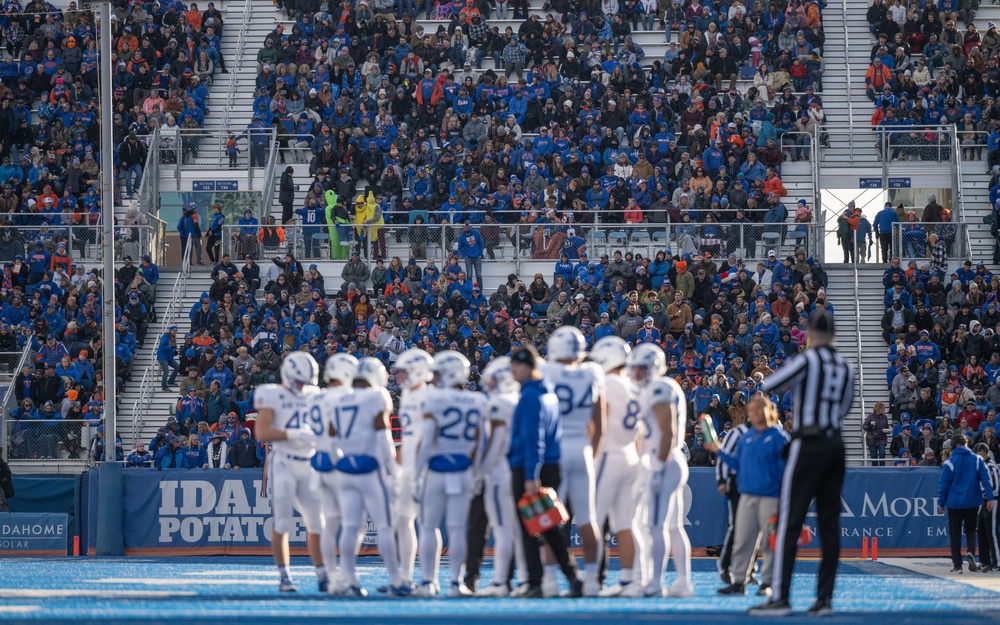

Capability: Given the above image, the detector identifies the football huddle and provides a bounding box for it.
[253,325,694,600]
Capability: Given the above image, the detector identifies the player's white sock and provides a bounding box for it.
[620,568,633,583]
[418,526,442,585]
[632,519,648,585]
[584,563,597,583]
[339,524,362,583]
[668,527,691,586]
[493,524,513,584]
[544,564,558,578]
[377,524,403,587]
[278,565,292,580]
[321,515,341,576]
[315,564,328,580]
[397,516,417,582]
[446,523,467,584]
[650,523,669,586]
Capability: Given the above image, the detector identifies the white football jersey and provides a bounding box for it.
[540,361,605,442]
[484,393,518,475]
[316,386,392,458]
[398,385,429,473]
[423,387,486,459]
[638,376,687,459]
[603,372,642,452]
[253,383,318,455]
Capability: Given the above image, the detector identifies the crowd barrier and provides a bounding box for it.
[77,467,951,557]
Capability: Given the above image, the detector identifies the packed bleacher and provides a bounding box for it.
[1,0,231,461]
[873,252,1000,468]
[865,0,1000,164]
[136,237,839,468]
[215,0,829,264]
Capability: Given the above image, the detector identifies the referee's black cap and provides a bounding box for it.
[808,310,835,334]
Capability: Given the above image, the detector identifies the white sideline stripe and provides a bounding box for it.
[95,578,276,586]
[184,569,313,577]
[879,558,1000,594]
[0,590,196,598]
[0,606,39,613]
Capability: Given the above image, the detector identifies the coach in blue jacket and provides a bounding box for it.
[938,434,995,573]
[509,345,583,598]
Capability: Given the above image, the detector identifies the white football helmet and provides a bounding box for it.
[433,350,471,388]
[395,348,435,387]
[355,356,389,388]
[589,336,631,373]
[481,356,519,395]
[547,326,587,362]
[280,351,319,389]
[323,353,359,386]
[628,343,666,385]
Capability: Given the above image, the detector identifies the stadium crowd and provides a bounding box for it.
[873,252,1000,467]
[137,237,836,469]
[865,0,1000,163]
[187,0,829,265]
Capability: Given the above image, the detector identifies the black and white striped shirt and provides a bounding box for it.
[987,461,1000,499]
[760,345,855,435]
[715,422,750,484]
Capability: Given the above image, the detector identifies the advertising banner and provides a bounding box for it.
[0,513,68,555]
[117,468,953,556]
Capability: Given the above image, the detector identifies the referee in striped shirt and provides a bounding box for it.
[749,310,854,618]
[716,419,750,587]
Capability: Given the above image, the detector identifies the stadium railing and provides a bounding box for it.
[130,237,192,445]
[0,345,37,463]
[221,0,253,132]
[156,127,275,190]
[223,217,826,270]
[891,221,968,265]
[4,418,100,463]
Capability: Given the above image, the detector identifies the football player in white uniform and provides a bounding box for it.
[475,356,529,597]
[253,352,327,593]
[629,343,693,598]
[588,337,646,597]
[414,351,485,597]
[310,353,358,587]
[319,356,407,597]
[392,348,435,588]
[540,326,606,596]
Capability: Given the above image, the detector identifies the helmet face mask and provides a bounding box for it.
[395,349,434,388]
[628,343,666,385]
[482,356,518,395]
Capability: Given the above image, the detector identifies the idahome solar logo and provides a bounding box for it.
[0,516,65,550]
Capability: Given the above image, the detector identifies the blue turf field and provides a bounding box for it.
[0,557,996,624]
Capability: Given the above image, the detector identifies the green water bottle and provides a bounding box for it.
[699,415,720,447]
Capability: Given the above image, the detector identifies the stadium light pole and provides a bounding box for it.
[99,0,117,454]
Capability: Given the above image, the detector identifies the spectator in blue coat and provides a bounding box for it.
[181,434,208,469]
[457,220,485,286]
[157,325,179,391]
[938,435,995,572]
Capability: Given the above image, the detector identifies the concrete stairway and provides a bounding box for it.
[121,270,218,446]
[824,264,888,466]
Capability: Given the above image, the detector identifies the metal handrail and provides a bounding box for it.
[843,0,853,129]
[0,344,36,461]
[221,0,253,132]
[852,255,868,464]
[130,244,192,444]
[953,130,973,263]
[258,136,280,219]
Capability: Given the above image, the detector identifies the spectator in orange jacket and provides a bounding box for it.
[762,168,787,197]
[865,58,892,101]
